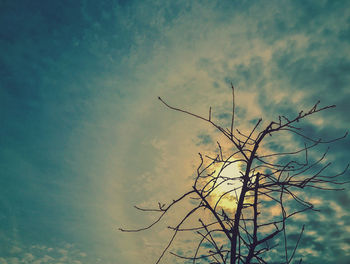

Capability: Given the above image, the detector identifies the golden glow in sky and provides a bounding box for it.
[207,159,244,213]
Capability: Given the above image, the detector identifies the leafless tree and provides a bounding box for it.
[120,85,348,264]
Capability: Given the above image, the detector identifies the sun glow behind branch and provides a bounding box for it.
[206,159,245,213]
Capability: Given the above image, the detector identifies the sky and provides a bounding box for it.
[1,0,350,263]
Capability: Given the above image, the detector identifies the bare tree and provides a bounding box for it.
[120,85,348,264]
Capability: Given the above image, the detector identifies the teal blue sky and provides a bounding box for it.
[1,0,350,263]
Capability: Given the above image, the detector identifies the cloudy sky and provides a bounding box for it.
[1,0,349,263]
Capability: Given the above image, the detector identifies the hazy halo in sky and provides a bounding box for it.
[1,0,349,263]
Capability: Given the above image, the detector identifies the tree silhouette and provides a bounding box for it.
[120,85,348,264]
